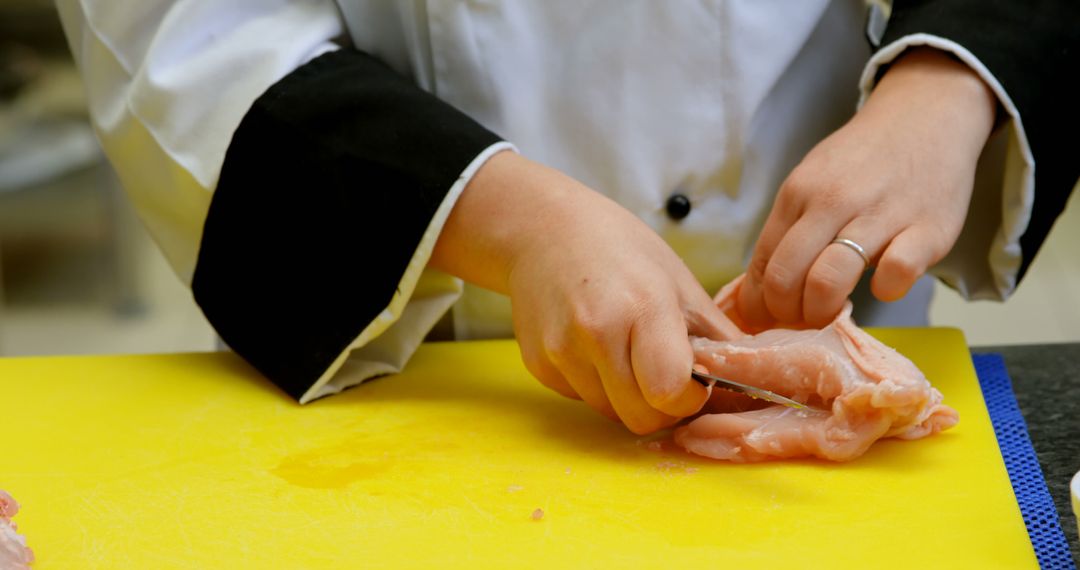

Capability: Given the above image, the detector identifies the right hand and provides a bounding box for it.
[431,151,736,434]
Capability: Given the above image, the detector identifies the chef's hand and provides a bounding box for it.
[737,47,998,327]
[431,151,735,434]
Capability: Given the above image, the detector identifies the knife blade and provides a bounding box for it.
[691,370,807,410]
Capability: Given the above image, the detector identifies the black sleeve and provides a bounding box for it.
[879,0,1080,282]
[191,48,503,400]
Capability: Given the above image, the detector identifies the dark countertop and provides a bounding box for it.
[975,343,1080,565]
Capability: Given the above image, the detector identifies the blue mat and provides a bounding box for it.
[973,353,1075,569]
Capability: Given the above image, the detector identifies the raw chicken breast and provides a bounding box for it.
[674,275,959,462]
[0,490,34,568]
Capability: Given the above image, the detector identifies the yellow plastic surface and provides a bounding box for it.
[1,328,1036,568]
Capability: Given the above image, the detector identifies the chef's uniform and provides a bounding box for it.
[56,0,1079,402]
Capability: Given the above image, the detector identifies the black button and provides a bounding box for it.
[665,193,692,221]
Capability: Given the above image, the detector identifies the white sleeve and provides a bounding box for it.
[55,0,344,282]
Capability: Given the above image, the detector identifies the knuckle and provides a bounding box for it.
[571,297,640,348]
[747,252,770,282]
[534,372,566,394]
[641,382,675,408]
[517,342,549,376]
[805,261,847,298]
[774,193,803,220]
[520,352,545,378]
[541,333,575,368]
[780,169,830,210]
[520,354,576,398]
[573,311,614,346]
[784,172,852,215]
[641,376,693,413]
[779,170,811,201]
[762,263,799,297]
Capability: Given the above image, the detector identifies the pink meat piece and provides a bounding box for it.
[674,275,959,462]
[0,490,34,568]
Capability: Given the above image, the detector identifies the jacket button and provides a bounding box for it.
[665,193,691,221]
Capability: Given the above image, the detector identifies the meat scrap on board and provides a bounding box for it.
[0,490,33,568]
[674,275,959,462]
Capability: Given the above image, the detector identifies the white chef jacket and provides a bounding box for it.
[56,0,1033,402]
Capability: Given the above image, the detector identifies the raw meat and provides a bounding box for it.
[0,490,33,568]
[674,275,959,462]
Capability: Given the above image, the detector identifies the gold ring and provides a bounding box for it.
[831,237,870,267]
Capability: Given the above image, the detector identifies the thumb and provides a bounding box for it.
[629,305,709,418]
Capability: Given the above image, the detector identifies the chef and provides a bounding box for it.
[56,1,1078,433]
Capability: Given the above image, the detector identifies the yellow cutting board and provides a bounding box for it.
[1,328,1035,568]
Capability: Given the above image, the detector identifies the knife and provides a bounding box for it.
[690,370,808,410]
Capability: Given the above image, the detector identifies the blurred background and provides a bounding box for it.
[0,0,216,355]
[0,1,1077,358]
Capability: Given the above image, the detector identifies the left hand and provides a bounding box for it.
[737,47,998,327]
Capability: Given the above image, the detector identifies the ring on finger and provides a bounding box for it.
[830,237,871,267]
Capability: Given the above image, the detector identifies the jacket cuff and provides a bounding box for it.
[302,141,514,403]
[192,48,506,401]
[858,34,1034,300]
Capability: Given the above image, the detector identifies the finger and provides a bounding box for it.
[762,215,845,324]
[735,269,770,328]
[550,350,619,422]
[871,226,942,302]
[515,330,580,400]
[628,305,709,418]
[710,274,761,334]
[802,221,888,326]
[591,338,679,435]
[738,202,800,326]
[522,351,580,400]
[684,287,744,341]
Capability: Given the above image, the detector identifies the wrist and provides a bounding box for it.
[862,47,997,157]
[430,150,587,294]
